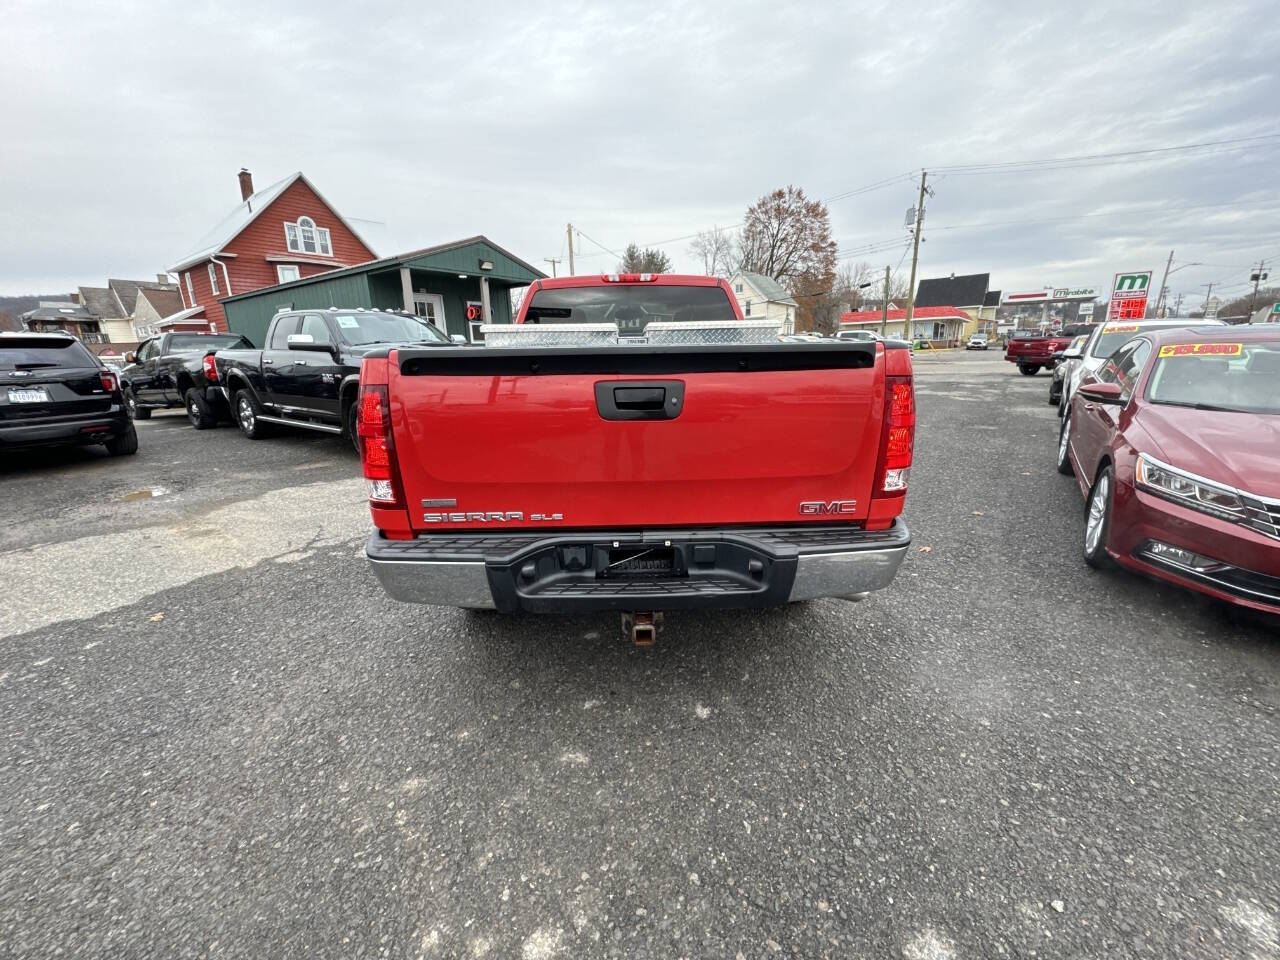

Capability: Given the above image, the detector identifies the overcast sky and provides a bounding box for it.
[3,0,1278,309]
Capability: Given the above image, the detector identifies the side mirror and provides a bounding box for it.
[287,333,334,352]
[124,352,136,363]
[450,334,467,344]
[1078,381,1124,404]
[1063,350,1083,360]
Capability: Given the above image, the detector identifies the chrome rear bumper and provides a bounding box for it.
[367,521,910,613]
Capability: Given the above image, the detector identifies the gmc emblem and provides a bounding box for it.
[799,500,858,516]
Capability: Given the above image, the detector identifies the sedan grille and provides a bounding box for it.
[1240,494,1280,541]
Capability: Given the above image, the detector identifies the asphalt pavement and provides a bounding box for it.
[2,355,1278,959]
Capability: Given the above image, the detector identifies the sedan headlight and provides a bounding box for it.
[1134,454,1246,520]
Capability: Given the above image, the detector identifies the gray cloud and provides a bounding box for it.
[2,0,1277,307]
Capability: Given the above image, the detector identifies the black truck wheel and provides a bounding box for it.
[346,401,361,454]
[1019,364,1041,376]
[104,421,138,456]
[234,389,271,440]
[185,388,217,430]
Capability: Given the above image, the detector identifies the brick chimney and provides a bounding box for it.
[238,168,254,201]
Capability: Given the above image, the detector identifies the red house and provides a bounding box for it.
[168,170,377,332]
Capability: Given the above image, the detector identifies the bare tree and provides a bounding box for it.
[688,226,735,277]
[810,262,875,335]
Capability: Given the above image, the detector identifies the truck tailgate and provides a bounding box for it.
[388,343,885,531]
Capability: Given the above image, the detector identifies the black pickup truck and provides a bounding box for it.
[214,308,455,446]
[120,331,251,427]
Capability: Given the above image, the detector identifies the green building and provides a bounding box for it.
[219,236,546,347]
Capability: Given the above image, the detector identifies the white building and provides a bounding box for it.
[727,271,797,334]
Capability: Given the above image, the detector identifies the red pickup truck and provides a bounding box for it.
[1005,325,1091,375]
[358,275,914,640]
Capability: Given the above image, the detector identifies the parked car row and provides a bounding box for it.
[1053,324,1280,617]
[1,310,458,459]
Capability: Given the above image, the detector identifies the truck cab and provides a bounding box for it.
[214,308,453,445]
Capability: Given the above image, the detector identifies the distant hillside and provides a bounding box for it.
[0,294,72,332]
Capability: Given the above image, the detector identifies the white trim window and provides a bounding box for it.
[185,271,195,304]
[276,264,301,284]
[285,216,332,256]
[208,263,220,295]
[744,299,752,317]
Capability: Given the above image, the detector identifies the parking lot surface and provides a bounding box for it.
[3,354,1278,959]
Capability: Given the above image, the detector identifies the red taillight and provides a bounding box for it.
[203,354,218,382]
[602,273,658,283]
[99,371,117,392]
[357,383,401,506]
[875,376,915,494]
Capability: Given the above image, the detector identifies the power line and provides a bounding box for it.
[929,133,1280,175]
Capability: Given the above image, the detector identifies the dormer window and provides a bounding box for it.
[285,216,332,256]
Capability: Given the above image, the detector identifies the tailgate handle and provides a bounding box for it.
[614,387,665,409]
[595,380,684,421]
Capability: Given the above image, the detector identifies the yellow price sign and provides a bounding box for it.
[1157,342,1243,358]
[1103,324,1140,333]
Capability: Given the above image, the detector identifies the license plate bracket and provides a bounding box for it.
[7,387,50,403]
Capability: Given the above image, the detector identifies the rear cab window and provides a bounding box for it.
[524,285,737,335]
[167,334,251,352]
[0,337,98,369]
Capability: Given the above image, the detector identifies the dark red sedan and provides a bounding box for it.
[1056,326,1280,615]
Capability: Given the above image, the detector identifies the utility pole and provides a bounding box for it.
[880,265,891,337]
[1246,259,1269,322]
[566,224,576,276]
[1173,293,1184,317]
[1154,249,1174,317]
[543,257,560,278]
[1200,281,1213,313]
[904,170,929,342]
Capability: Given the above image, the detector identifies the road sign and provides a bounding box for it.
[1078,301,1095,316]
[1108,270,1152,321]
[1271,302,1280,315]
[1205,296,1221,321]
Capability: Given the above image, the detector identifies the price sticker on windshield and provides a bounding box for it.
[336,316,360,329]
[1157,342,1243,357]
[1103,324,1140,333]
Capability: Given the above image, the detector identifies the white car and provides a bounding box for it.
[1057,318,1227,416]
[836,329,880,342]
[966,334,990,350]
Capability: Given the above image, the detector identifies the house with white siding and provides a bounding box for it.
[727,271,798,334]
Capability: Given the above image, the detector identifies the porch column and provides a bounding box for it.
[400,266,414,313]
[479,275,492,323]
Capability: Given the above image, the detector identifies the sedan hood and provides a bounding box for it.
[1137,406,1280,499]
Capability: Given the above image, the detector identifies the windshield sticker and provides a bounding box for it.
[1158,342,1242,358]
[336,316,360,329]
[1103,324,1139,333]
